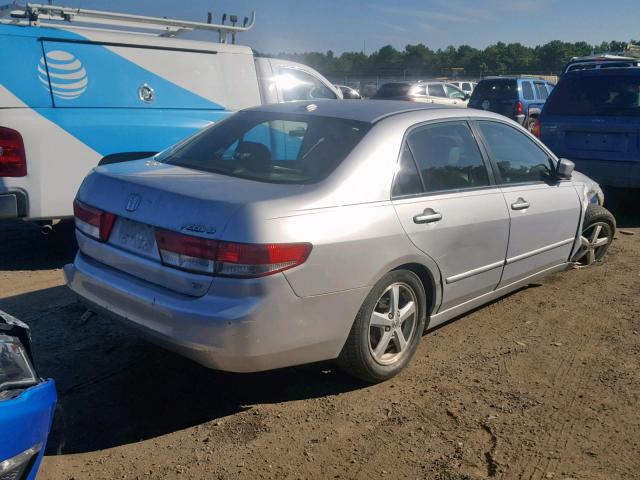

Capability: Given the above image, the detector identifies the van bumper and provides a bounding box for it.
[571,158,640,188]
[0,190,28,219]
[64,252,366,372]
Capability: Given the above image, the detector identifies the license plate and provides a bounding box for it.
[111,218,157,257]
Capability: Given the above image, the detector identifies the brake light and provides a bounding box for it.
[514,101,524,116]
[73,200,116,242]
[0,127,27,177]
[531,118,541,138]
[155,228,312,277]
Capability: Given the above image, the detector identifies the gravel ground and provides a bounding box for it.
[1,188,638,480]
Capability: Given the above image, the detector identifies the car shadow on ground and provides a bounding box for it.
[0,287,365,456]
[0,220,76,271]
[602,187,640,228]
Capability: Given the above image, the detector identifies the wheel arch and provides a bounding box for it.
[390,261,441,317]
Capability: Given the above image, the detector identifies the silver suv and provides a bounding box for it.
[65,101,614,383]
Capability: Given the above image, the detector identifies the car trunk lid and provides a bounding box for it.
[76,158,305,295]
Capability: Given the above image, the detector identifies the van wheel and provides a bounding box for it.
[572,204,616,266]
[337,270,426,383]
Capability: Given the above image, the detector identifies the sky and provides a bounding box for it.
[19,0,640,54]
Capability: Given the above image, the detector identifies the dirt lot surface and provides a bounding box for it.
[1,190,639,480]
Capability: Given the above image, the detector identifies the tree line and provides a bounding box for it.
[262,40,637,78]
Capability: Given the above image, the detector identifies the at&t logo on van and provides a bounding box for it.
[37,50,88,100]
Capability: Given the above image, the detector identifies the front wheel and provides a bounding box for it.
[337,270,426,383]
[572,204,616,266]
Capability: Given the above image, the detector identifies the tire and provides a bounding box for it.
[573,204,616,266]
[337,270,426,383]
[526,117,537,132]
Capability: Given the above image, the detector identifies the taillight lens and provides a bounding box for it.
[0,127,27,177]
[514,101,524,116]
[73,200,116,242]
[155,228,312,277]
[531,118,541,138]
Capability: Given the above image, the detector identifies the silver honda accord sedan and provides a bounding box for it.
[64,101,615,383]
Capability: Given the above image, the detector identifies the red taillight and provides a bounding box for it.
[531,118,541,138]
[0,127,27,177]
[514,101,524,116]
[155,228,312,277]
[73,200,116,242]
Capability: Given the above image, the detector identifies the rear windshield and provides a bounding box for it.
[472,79,518,100]
[545,73,640,117]
[373,83,412,98]
[159,111,371,184]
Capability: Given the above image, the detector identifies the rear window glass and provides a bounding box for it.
[545,74,640,117]
[160,111,371,184]
[373,83,412,98]
[472,79,518,100]
[534,83,549,100]
[522,81,534,100]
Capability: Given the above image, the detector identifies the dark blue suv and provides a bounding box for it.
[539,68,640,188]
[469,76,554,130]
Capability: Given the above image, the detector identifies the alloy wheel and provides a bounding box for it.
[573,221,612,266]
[368,282,418,366]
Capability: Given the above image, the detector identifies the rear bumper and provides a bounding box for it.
[0,190,27,219]
[64,252,368,372]
[0,380,57,480]
[570,158,640,188]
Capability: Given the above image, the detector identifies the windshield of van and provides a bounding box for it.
[545,74,640,117]
[159,111,371,184]
[472,79,518,100]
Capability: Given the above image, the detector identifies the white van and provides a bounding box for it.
[0,4,340,223]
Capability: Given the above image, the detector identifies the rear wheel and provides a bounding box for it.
[572,204,616,266]
[526,117,537,132]
[337,270,426,383]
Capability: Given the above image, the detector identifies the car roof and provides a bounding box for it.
[242,100,449,124]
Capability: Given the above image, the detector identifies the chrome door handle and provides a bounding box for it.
[511,197,530,210]
[413,208,443,224]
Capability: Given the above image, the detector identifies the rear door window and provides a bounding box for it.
[392,146,423,197]
[522,81,534,100]
[445,84,467,99]
[476,121,552,184]
[427,84,447,98]
[545,73,640,116]
[407,121,490,193]
[534,82,549,100]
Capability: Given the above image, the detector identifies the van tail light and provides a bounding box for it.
[531,118,541,138]
[0,127,27,177]
[73,200,116,242]
[155,228,312,277]
[514,101,524,116]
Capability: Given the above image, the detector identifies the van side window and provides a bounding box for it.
[407,121,489,193]
[477,121,552,184]
[392,146,423,197]
[522,81,534,100]
[277,68,337,102]
[427,84,447,98]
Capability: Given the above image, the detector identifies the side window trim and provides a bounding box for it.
[470,118,557,186]
[391,118,497,200]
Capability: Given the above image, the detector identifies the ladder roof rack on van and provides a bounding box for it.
[4,3,255,43]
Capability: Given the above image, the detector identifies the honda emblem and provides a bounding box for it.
[125,194,141,212]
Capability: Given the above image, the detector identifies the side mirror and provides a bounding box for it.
[556,158,575,179]
[464,93,470,100]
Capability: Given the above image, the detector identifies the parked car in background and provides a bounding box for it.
[469,76,554,131]
[65,101,613,383]
[537,67,640,188]
[0,4,341,226]
[0,310,56,480]
[449,80,477,96]
[562,54,640,75]
[335,84,362,99]
[372,81,469,106]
